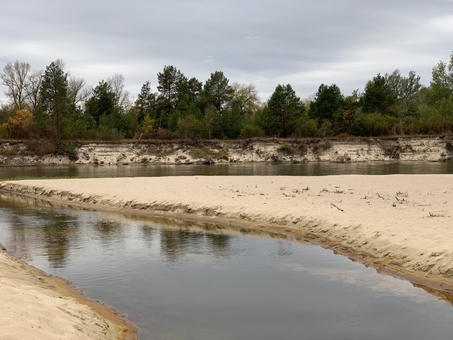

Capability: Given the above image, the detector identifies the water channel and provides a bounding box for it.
[1,162,453,339]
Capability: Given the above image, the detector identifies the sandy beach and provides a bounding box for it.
[0,249,137,340]
[1,174,453,336]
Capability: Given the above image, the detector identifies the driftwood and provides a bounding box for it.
[330,203,344,212]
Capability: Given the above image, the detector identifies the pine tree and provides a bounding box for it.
[39,61,71,145]
[263,84,304,137]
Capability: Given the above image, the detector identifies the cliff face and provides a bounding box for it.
[0,136,452,166]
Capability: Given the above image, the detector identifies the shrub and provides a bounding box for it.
[189,148,208,159]
[240,124,264,139]
[279,142,293,154]
[323,141,332,150]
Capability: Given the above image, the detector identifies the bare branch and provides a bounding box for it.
[0,61,31,108]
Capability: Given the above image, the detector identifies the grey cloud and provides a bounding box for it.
[1,0,453,102]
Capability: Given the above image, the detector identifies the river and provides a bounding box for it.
[1,163,453,339]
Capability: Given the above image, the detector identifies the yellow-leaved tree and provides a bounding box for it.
[142,114,155,137]
[5,109,33,138]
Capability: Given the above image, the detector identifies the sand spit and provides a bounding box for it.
[1,175,453,296]
[0,250,137,340]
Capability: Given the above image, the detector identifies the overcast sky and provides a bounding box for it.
[1,0,453,103]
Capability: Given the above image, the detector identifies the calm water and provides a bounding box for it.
[1,194,453,340]
[1,163,453,339]
[1,161,453,180]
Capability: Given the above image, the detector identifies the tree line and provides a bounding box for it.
[1,54,453,149]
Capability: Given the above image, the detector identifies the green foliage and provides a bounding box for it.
[97,126,124,140]
[7,53,453,141]
[317,119,334,137]
[309,83,344,123]
[38,61,73,144]
[262,84,305,137]
[430,53,453,104]
[202,104,219,139]
[219,105,243,139]
[62,140,77,156]
[361,112,397,136]
[189,148,208,159]
[239,114,264,138]
[294,116,318,137]
[362,73,396,115]
[230,83,261,116]
[415,104,453,134]
[240,124,264,139]
[279,142,293,154]
[135,80,156,124]
[203,71,233,114]
[157,65,187,116]
[177,114,203,139]
[85,81,116,126]
[0,104,14,125]
[168,110,181,132]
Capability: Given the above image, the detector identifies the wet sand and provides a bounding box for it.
[0,250,137,340]
[1,174,453,337]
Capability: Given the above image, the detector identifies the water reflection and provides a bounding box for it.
[39,211,79,268]
[93,219,123,248]
[2,194,453,339]
[205,233,231,259]
[2,161,453,180]
[0,193,235,268]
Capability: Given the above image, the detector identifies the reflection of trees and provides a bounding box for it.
[159,229,201,263]
[5,214,33,261]
[0,194,81,267]
[93,219,122,247]
[275,240,293,258]
[205,233,231,259]
[141,225,156,247]
[37,210,80,269]
[159,228,232,263]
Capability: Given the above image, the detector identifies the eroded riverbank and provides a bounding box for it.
[1,136,452,166]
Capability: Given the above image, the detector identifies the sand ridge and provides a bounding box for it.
[1,175,452,293]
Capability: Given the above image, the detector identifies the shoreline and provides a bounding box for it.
[0,248,138,340]
[1,175,453,293]
[1,174,453,338]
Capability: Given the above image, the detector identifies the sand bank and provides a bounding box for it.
[0,249,137,339]
[1,175,453,296]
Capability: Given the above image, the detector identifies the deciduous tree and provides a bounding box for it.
[230,83,261,116]
[24,70,42,113]
[0,61,31,109]
[107,73,130,109]
[385,69,422,134]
